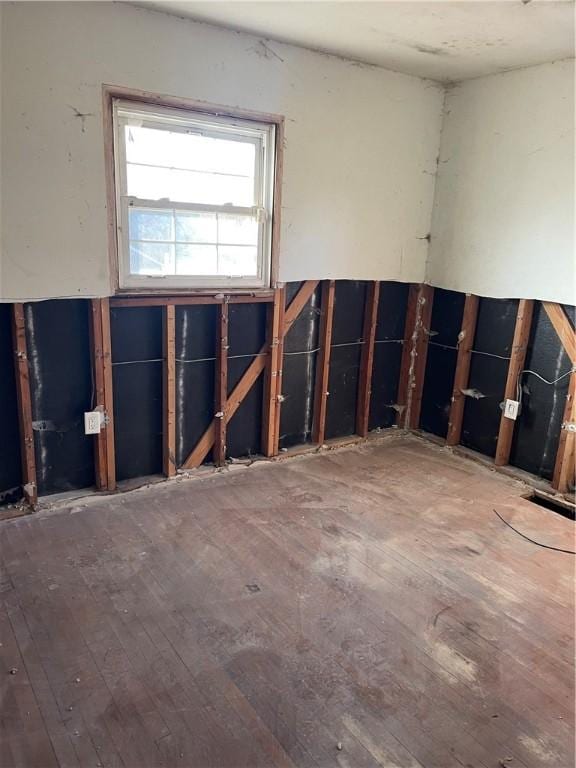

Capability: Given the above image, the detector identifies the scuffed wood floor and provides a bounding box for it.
[1,435,574,768]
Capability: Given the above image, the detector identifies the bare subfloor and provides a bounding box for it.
[1,435,574,768]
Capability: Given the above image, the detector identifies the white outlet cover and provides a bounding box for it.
[84,411,102,435]
[504,399,520,421]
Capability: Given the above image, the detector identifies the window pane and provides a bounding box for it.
[126,163,254,206]
[176,244,218,275]
[129,209,173,241]
[175,212,217,243]
[130,242,175,275]
[218,246,258,276]
[124,125,256,177]
[218,214,258,246]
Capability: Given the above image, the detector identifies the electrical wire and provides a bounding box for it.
[516,366,575,406]
[493,508,575,555]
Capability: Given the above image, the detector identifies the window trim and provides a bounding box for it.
[103,85,284,295]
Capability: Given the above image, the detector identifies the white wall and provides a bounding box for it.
[427,60,575,304]
[0,2,443,301]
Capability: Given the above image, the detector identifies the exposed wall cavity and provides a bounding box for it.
[368,282,409,431]
[420,288,465,438]
[0,304,22,504]
[279,282,321,449]
[325,281,368,440]
[226,303,267,459]
[26,299,95,495]
[111,306,164,481]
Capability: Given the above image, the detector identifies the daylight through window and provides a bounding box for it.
[113,100,276,290]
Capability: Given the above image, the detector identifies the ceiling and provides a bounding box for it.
[136,0,575,82]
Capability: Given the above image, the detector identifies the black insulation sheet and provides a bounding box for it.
[226,302,267,459]
[325,281,367,440]
[509,303,575,480]
[419,289,465,439]
[461,298,518,458]
[111,306,163,481]
[26,300,95,495]
[368,282,410,431]
[175,305,217,467]
[0,305,22,504]
[279,282,321,449]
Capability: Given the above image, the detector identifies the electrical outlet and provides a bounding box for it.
[84,411,102,435]
[504,399,520,420]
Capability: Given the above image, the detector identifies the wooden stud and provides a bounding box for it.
[11,304,37,508]
[109,294,274,308]
[552,372,576,494]
[397,285,420,428]
[312,280,336,445]
[213,300,229,466]
[90,300,108,490]
[356,281,380,437]
[494,299,534,467]
[446,294,479,446]
[90,298,117,490]
[163,305,177,477]
[542,302,576,366]
[283,281,320,335]
[262,288,284,457]
[407,285,434,430]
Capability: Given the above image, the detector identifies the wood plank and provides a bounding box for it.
[446,294,479,446]
[495,299,534,467]
[262,288,284,457]
[283,280,320,335]
[11,304,37,508]
[163,305,177,477]
[311,280,336,445]
[110,294,274,308]
[542,302,576,365]
[89,300,108,490]
[552,371,576,493]
[396,284,420,428]
[213,301,229,467]
[100,298,116,490]
[2,436,574,768]
[408,284,434,430]
[356,281,380,437]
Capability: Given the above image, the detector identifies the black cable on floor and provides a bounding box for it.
[493,508,575,555]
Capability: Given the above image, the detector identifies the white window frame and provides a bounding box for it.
[112,99,276,290]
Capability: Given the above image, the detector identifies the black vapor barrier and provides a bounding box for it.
[509,303,575,480]
[368,282,409,431]
[419,289,465,439]
[176,305,217,467]
[279,282,321,449]
[325,281,368,440]
[26,300,95,496]
[227,302,267,459]
[0,305,22,505]
[111,306,163,481]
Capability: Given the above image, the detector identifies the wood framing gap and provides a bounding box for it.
[446,294,479,446]
[163,305,177,477]
[356,281,380,437]
[213,300,229,466]
[494,299,534,467]
[312,280,336,445]
[90,298,116,491]
[11,304,37,508]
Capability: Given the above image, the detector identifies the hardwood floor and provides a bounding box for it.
[1,434,574,768]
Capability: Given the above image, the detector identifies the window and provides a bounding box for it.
[113,99,276,290]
